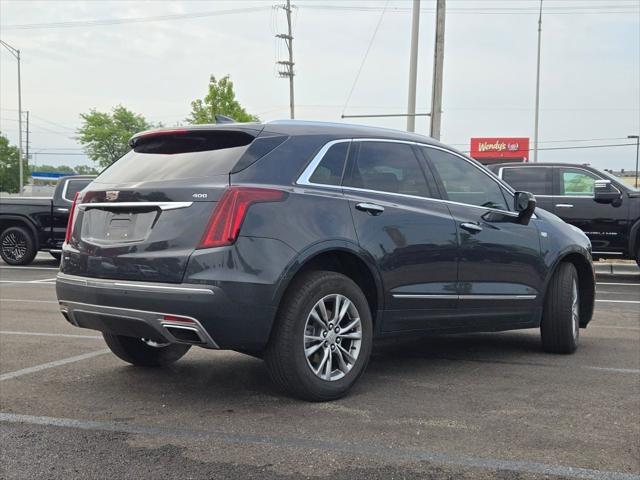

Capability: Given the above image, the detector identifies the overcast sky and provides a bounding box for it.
[1,0,638,172]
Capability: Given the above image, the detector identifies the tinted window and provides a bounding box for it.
[63,179,92,201]
[95,145,249,183]
[501,167,552,195]
[560,169,597,196]
[425,148,509,211]
[347,142,430,197]
[308,142,349,186]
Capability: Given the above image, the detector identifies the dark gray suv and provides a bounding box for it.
[56,121,595,401]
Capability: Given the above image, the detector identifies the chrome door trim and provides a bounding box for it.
[392,293,536,300]
[78,201,193,211]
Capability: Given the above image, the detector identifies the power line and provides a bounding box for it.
[1,6,270,30]
[341,0,390,118]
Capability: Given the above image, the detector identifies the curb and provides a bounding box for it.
[595,264,640,275]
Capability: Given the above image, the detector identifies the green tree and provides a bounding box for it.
[73,164,100,175]
[0,132,29,194]
[77,105,156,168]
[187,75,258,124]
[30,164,75,175]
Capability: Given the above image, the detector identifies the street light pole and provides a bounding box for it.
[533,0,543,163]
[0,40,23,194]
[406,0,420,133]
[629,135,640,188]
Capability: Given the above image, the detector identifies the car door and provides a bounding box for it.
[553,166,628,254]
[497,165,555,213]
[422,147,545,329]
[343,139,459,333]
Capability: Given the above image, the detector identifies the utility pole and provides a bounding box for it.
[533,0,543,162]
[629,135,640,188]
[276,0,295,119]
[25,111,30,174]
[406,0,421,133]
[0,40,23,194]
[429,0,446,140]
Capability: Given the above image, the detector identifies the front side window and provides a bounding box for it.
[346,141,430,197]
[308,142,349,186]
[424,148,509,211]
[501,167,552,196]
[560,169,597,196]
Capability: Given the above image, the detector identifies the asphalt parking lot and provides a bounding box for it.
[1,254,638,480]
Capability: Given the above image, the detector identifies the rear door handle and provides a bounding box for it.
[460,222,483,234]
[355,202,385,216]
[555,204,574,208]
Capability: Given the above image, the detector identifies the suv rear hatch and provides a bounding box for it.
[62,126,278,283]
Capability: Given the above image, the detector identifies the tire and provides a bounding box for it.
[0,226,37,266]
[541,262,580,354]
[635,247,640,269]
[50,251,62,262]
[102,333,191,367]
[265,270,373,401]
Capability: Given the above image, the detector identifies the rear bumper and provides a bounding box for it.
[56,273,277,350]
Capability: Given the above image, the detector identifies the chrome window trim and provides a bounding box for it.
[296,139,352,187]
[296,138,520,217]
[392,293,536,300]
[78,201,193,211]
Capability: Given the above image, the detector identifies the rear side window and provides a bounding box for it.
[63,179,92,201]
[501,167,552,195]
[346,141,430,197]
[308,142,349,186]
[96,131,255,183]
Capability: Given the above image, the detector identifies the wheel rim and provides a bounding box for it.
[571,279,579,339]
[303,294,362,381]
[1,231,27,262]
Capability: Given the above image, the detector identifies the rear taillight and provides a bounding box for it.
[64,192,80,244]
[198,187,286,249]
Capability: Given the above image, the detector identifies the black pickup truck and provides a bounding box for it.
[0,175,95,265]
[488,163,640,266]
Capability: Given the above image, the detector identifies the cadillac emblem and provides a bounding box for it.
[105,191,119,201]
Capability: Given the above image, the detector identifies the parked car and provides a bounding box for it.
[0,175,95,265]
[487,163,640,266]
[56,122,594,401]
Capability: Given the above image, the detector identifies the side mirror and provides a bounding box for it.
[594,179,622,205]
[514,191,536,225]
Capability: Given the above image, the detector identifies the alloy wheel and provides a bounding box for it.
[1,231,28,262]
[303,294,362,381]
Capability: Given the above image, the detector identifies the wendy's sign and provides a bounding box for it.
[470,137,530,163]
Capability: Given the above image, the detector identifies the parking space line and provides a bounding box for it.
[0,299,58,304]
[1,413,637,480]
[0,281,56,285]
[584,366,640,374]
[0,331,102,340]
[597,282,640,286]
[0,349,109,382]
[591,325,640,331]
[0,266,60,271]
[596,299,640,304]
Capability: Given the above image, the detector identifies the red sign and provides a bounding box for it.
[470,137,530,162]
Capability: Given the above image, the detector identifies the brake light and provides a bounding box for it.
[198,187,286,249]
[64,192,80,244]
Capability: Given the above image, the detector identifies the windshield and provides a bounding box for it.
[600,170,639,192]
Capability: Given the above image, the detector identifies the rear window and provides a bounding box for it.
[63,179,92,201]
[95,130,255,183]
[501,167,552,195]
